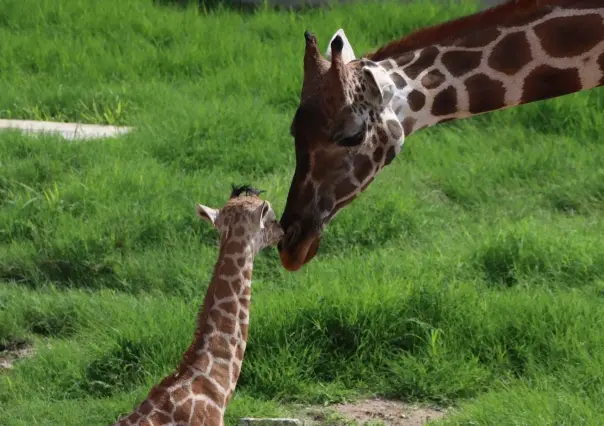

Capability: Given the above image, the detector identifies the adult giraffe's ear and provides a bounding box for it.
[325,29,356,64]
[329,104,368,147]
[362,65,396,108]
[196,204,219,227]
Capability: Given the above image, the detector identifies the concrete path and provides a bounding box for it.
[0,119,132,141]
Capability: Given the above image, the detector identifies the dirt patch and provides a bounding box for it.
[0,339,35,371]
[332,398,446,425]
[297,398,447,425]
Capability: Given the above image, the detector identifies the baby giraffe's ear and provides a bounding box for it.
[196,204,219,226]
[253,201,271,229]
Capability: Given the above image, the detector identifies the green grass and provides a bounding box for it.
[1,0,603,424]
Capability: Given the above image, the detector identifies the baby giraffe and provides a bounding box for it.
[111,185,283,426]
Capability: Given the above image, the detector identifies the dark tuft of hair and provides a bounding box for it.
[230,184,265,199]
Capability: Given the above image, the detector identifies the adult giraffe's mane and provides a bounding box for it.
[364,0,579,61]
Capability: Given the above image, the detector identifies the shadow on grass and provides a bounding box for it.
[23,305,79,338]
[474,232,604,288]
[153,0,333,13]
[82,337,154,397]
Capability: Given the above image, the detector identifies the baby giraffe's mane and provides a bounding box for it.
[230,184,265,199]
[365,0,581,60]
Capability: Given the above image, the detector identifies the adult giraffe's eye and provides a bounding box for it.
[332,121,368,148]
[336,130,365,147]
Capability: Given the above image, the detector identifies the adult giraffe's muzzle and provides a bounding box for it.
[278,231,321,272]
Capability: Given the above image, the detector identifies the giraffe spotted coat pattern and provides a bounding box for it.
[277,0,604,272]
[378,2,604,134]
[111,186,283,426]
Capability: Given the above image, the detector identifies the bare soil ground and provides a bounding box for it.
[297,398,447,425]
[333,398,446,425]
[0,340,34,371]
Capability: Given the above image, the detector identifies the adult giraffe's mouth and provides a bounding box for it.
[278,232,322,272]
[278,196,357,271]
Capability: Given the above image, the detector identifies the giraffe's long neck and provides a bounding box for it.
[183,233,255,409]
[112,233,255,426]
[380,3,604,135]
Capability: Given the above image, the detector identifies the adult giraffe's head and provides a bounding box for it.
[278,29,405,271]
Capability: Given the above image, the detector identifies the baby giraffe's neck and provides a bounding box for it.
[113,232,255,426]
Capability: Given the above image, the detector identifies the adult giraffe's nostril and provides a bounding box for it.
[281,222,301,249]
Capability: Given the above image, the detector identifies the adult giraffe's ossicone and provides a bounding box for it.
[278,0,604,272]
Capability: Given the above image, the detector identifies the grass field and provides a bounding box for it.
[1,0,604,424]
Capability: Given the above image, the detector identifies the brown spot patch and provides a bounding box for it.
[421,69,445,89]
[203,404,222,425]
[431,86,458,116]
[353,153,374,183]
[522,65,581,103]
[152,411,172,423]
[334,179,357,200]
[233,226,245,238]
[390,72,407,89]
[386,119,403,139]
[232,362,241,382]
[172,387,189,404]
[488,31,532,75]
[222,257,239,277]
[318,196,334,213]
[235,342,245,360]
[441,50,482,77]
[128,412,142,423]
[465,73,506,114]
[162,394,175,413]
[375,126,388,143]
[384,146,396,166]
[192,376,224,404]
[402,117,416,136]
[452,27,501,48]
[236,256,246,268]
[238,309,247,321]
[395,51,415,67]
[225,241,245,255]
[372,146,384,163]
[217,300,237,314]
[407,90,426,112]
[403,46,439,80]
[174,398,193,423]
[139,401,154,416]
[210,362,231,390]
[210,308,237,335]
[206,334,233,360]
[534,15,604,58]
[212,279,234,301]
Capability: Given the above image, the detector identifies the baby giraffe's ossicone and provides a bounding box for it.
[111,185,283,426]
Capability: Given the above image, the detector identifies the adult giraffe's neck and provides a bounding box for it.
[181,233,255,410]
[378,4,604,136]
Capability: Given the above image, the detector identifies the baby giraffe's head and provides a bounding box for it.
[196,185,284,254]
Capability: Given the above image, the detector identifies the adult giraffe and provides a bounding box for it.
[277,0,604,271]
